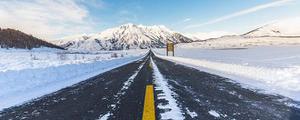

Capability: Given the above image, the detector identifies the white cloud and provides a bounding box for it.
[0,0,96,40]
[183,18,191,22]
[78,0,105,9]
[185,0,294,29]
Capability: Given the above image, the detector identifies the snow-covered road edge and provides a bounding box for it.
[0,53,147,111]
[151,57,185,120]
[155,54,300,102]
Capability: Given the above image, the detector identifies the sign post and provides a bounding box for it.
[166,42,174,56]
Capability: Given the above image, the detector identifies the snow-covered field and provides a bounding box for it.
[153,45,300,101]
[0,48,148,111]
[179,36,300,49]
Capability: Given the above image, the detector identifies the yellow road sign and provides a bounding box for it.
[166,42,174,56]
[167,43,174,51]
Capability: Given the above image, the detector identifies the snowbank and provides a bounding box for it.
[153,46,300,101]
[0,48,148,111]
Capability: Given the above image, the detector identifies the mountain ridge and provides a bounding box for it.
[0,28,64,49]
[243,17,300,37]
[53,23,193,51]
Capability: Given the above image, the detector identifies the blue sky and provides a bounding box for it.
[0,0,300,39]
[87,0,300,33]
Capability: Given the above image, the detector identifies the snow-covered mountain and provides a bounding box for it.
[54,23,193,51]
[243,17,300,37]
[177,17,300,49]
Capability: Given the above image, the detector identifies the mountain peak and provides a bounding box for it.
[54,24,193,51]
[118,23,171,32]
[119,23,137,28]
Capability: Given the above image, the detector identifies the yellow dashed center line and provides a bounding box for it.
[149,62,153,69]
[142,85,156,120]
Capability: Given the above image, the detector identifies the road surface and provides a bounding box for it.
[0,51,300,120]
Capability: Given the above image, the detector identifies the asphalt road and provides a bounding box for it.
[0,51,300,120]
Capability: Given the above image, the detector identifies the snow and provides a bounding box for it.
[208,110,220,117]
[151,57,184,120]
[153,45,300,101]
[98,60,146,119]
[0,48,148,111]
[185,108,198,118]
[98,113,110,120]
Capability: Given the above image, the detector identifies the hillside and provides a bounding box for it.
[243,17,300,37]
[54,23,193,51]
[0,28,63,49]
